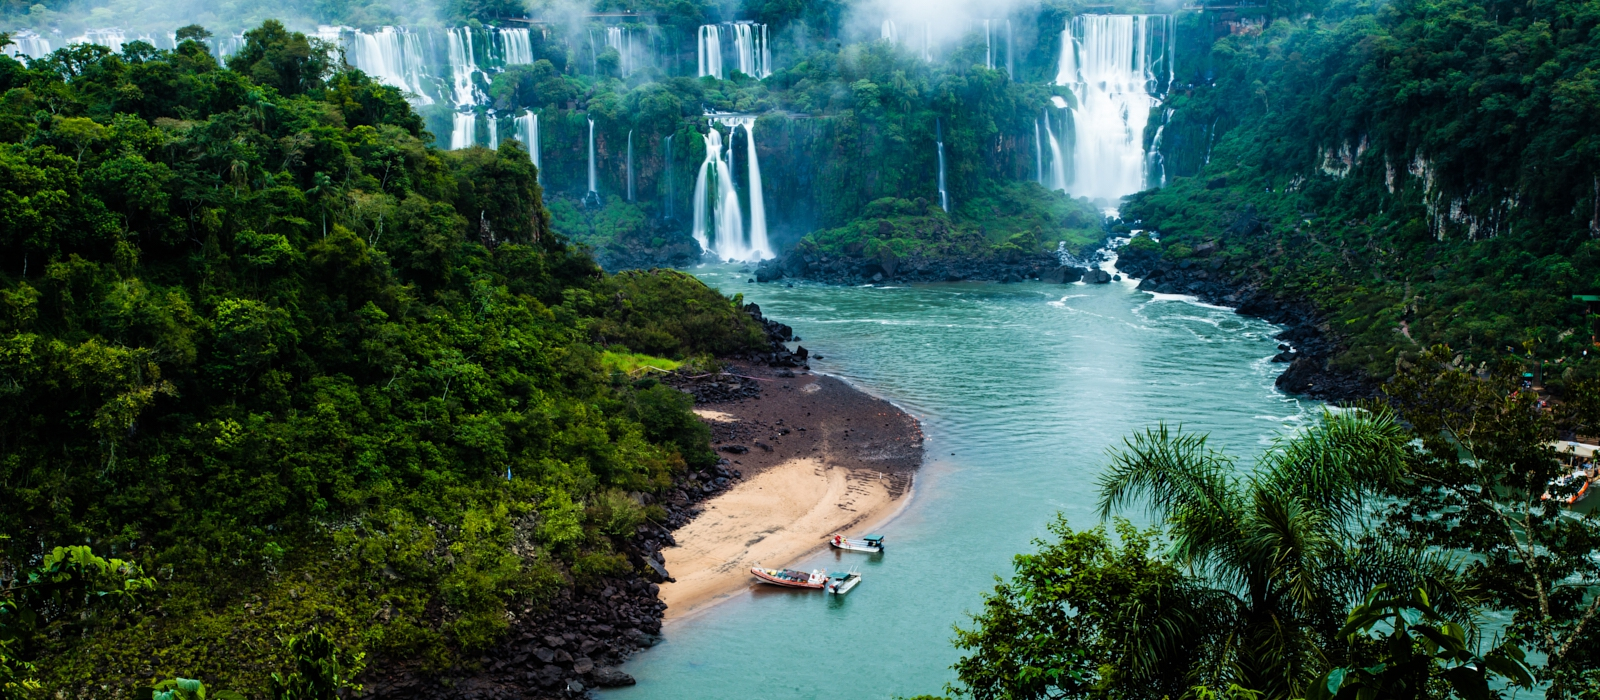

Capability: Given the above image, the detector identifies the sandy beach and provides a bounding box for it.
[659,364,923,620]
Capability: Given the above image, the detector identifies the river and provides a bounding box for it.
[606,263,1314,699]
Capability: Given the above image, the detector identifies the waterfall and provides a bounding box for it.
[1006,20,1014,78]
[1042,104,1068,191]
[587,117,598,197]
[8,30,50,59]
[451,112,476,150]
[732,23,767,78]
[605,27,630,76]
[692,126,748,260]
[515,112,540,180]
[488,115,498,148]
[347,27,432,104]
[1034,120,1043,184]
[881,20,897,43]
[741,119,771,258]
[936,119,949,213]
[446,28,480,108]
[698,25,722,79]
[69,29,126,53]
[1054,14,1171,202]
[923,22,932,62]
[983,21,993,70]
[692,118,770,260]
[501,28,532,65]
[626,130,635,202]
[664,135,676,220]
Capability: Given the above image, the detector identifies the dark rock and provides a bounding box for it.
[1084,268,1112,284]
[1042,266,1086,284]
[573,657,594,674]
[718,444,749,454]
[593,668,636,688]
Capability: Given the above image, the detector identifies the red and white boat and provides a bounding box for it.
[750,565,828,589]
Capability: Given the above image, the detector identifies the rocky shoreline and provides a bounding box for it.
[356,304,816,699]
[750,250,1114,286]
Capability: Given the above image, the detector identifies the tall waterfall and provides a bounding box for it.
[447,28,482,150]
[515,112,540,181]
[1041,103,1068,191]
[487,116,498,148]
[983,20,993,70]
[6,31,51,59]
[347,27,432,104]
[1034,120,1043,184]
[692,118,771,260]
[501,28,533,65]
[698,25,723,79]
[936,119,949,213]
[586,117,598,198]
[451,112,476,150]
[626,130,635,202]
[739,119,770,258]
[1006,20,1014,78]
[1054,14,1172,201]
[664,134,675,220]
[605,27,634,76]
[881,20,897,42]
[698,23,770,79]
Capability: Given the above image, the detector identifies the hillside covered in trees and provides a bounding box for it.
[0,21,772,695]
[1124,0,1600,392]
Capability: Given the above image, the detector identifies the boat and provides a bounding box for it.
[825,569,861,595]
[750,565,828,589]
[828,533,884,553]
[1543,469,1593,506]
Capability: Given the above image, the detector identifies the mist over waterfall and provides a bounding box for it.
[1054,14,1173,202]
[692,119,771,261]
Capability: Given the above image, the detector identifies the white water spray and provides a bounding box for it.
[487,114,498,148]
[501,28,532,65]
[1054,14,1171,201]
[692,118,771,260]
[451,112,476,150]
[346,27,432,104]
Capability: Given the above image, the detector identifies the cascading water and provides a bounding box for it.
[69,29,126,53]
[731,23,769,78]
[1006,20,1014,78]
[1034,120,1043,184]
[501,28,532,65]
[698,23,770,79]
[346,27,432,104]
[692,127,745,260]
[983,20,993,70]
[515,112,540,180]
[585,117,600,205]
[936,119,949,213]
[1054,14,1172,201]
[487,115,498,148]
[605,27,632,76]
[451,112,476,150]
[692,118,771,260]
[447,27,483,150]
[8,30,51,59]
[737,118,770,258]
[881,20,897,43]
[698,25,723,79]
[1042,101,1068,191]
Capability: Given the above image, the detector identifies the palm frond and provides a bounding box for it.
[1098,424,1246,568]
[1258,408,1409,523]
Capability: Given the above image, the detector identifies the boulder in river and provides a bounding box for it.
[1042,266,1085,284]
[1084,269,1113,284]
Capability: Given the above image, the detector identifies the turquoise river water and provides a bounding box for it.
[605,263,1317,699]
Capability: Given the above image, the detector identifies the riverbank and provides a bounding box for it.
[661,362,923,620]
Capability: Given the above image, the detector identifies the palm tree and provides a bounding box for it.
[1096,408,1446,698]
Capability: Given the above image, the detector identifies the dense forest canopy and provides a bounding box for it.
[1129,0,1600,385]
[0,20,771,694]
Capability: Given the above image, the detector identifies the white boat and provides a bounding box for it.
[825,569,861,594]
[828,533,884,553]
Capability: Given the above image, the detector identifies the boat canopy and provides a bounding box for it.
[828,571,850,579]
[1553,441,1600,459]
[863,534,884,542]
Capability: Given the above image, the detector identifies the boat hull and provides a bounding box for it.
[750,567,826,589]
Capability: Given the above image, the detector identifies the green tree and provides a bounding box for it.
[1093,409,1428,698]
[226,20,333,97]
[1379,346,1600,696]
